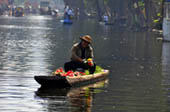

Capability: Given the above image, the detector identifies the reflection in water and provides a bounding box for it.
[0,16,56,112]
[162,42,170,84]
[162,42,170,107]
[0,25,52,30]
[0,16,51,75]
[35,80,108,112]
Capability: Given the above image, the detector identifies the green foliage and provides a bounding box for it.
[94,66,104,73]
[85,65,104,75]
[104,0,108,4]
[84,0,87,6]
[153,19,159,23]
[64,0,163,30]
[157,13,161,17]
[138,1,144,7]
[85,70,90,75]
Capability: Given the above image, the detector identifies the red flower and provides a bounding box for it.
[65,70,74,77]
[87,58,94,66]
[55,68,64,75]
[53,68,88,77]
[61,73,67,76]
[80,72,86,75]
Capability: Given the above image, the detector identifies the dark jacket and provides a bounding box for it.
[71,43,94,61]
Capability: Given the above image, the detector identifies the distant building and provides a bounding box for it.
[0,0,8,4]
[0,0,8,5]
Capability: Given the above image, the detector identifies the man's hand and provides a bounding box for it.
[77,58,84,63]
[82,59,87,64]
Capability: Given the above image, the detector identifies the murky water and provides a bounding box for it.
[0,15,169,112]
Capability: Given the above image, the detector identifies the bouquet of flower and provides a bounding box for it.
[83,58,94,67]
[53,68,86,77]
[52,66,104,77]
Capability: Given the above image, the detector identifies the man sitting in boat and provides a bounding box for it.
[64,6,74,20]
[64,35,96,74]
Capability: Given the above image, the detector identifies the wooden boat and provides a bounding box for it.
[14,7,24,17]
[35,79,108,97]
[34,70,109,88]
[63,19,73,24]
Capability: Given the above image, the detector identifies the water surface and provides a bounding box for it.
[0,15,169,112]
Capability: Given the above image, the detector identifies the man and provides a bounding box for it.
[64,35,96,74]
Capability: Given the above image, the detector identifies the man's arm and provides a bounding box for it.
[71,45,83,62]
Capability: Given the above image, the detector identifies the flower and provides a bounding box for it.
[66,70,74,77]
[80,72,86,75]
[87,58,94,67]
[55,68,64,75]
[53,68,88,77]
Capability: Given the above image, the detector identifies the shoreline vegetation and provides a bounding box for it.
[64,0,164,31]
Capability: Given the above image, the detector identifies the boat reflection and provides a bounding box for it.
[162,42,170,85]
[35,79,108,112]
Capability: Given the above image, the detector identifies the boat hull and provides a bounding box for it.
[34,70,109,88]
[63,19,73,24]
